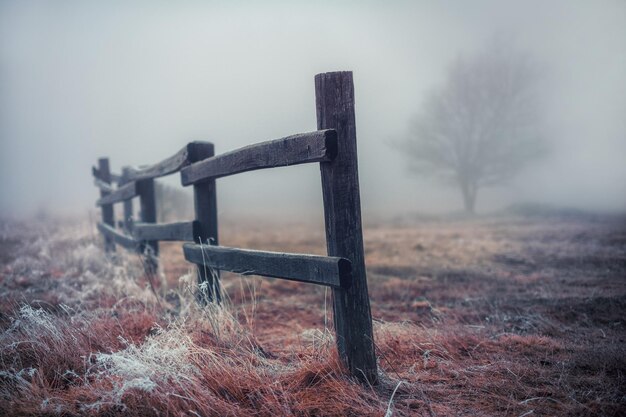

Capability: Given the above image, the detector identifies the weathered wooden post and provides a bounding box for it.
[120,167,134,233]
[315,71,378,384]
[98,158,115,252]
[137,179,158,274]
[188,142,221,303]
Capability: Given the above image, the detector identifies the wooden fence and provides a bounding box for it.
[91,71,377,384]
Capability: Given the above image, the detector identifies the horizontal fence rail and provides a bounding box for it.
[125,142,214,182]
[183,244,352,289]
[91,71,377,384]
[93,166,121,183]
[97,222,138,250]
[96,181,137,206]
[133,221,200,242]
[181,130,337,185]
[93,178,114,193]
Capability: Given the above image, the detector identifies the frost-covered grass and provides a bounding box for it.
[0,215,624,416]
[0,218,386,416]
[0,218,159,313]
[0,297,384,416]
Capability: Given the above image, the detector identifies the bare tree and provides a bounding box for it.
[398,42,546,213]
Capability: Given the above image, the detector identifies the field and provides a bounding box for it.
[0,211,624,416]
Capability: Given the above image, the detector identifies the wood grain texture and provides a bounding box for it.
[180,130,337,185]
[96,181,137,206]
[315,71,378,384]
[126,141,215,181]
[133,221,200,242]
[120,167,134,233]
[188,143,221,302]
[97,158,115,252]
[97,222,138,250]
[183,244,351,288]
[137,179,158,272]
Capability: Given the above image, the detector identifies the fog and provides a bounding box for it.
[1,0,625,221]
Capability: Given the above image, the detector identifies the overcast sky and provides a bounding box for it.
[1,0,625,221]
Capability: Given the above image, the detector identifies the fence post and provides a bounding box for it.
[189,142,221,303]
[98,157,116,252]
[120,167,134,233]
[138,179,158,274]
[315,71,378,384]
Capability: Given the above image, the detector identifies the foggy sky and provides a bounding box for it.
[1,0,625,221]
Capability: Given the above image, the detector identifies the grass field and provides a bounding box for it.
[0,212,624,416]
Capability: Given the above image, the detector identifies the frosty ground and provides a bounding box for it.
[0,211,624,416]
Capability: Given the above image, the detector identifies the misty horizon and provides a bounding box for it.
[1,1,625,220]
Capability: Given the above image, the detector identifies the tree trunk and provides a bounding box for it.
[460,181,477,214]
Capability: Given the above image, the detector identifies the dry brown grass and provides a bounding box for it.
[0,213,624,416]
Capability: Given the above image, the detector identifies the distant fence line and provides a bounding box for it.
[91,71,377,384]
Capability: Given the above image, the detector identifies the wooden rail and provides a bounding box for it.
[97,222,138,250]
[183,244,351,289]
[133,221,200,242]
[91,71,377,384]
[96,182,137,206]
[180,130,337,185]
[125,142,213,182]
